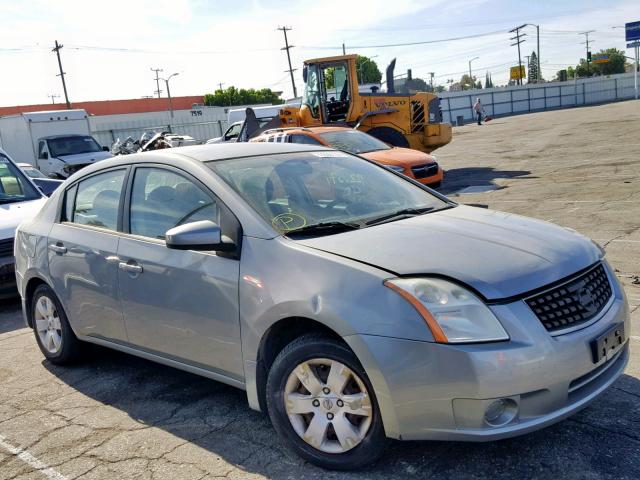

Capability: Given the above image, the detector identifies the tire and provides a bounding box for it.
[366,126,410,148]
[31,284,82,365]
[266,334,386,470]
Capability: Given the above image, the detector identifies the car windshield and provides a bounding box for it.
[22,166,47,179]
[47,136,102,157]
[0,154,41,204]
[208,151,451,234]
[319,130,391,154]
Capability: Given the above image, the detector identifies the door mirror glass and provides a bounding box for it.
[165,220,234,252]
[102,146,110,151]
[302,65,308,83]
[40,151,48,160]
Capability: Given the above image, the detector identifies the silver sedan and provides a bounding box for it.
[14,143,630,470]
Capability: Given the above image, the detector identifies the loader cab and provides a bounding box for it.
[302,56,356,125]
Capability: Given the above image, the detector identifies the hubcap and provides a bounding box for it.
[34,295,63,354]
[284,358,373,454]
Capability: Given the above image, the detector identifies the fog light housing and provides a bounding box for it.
[484,398,518,427]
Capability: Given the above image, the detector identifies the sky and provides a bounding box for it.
[0,0,637,106]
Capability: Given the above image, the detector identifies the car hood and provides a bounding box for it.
[0,198,48,240]
[56,151,112,165]
[361,147,434,167]
[295,206,601,300]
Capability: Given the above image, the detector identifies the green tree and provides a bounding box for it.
[528,51,540,83]
[356,55,382,84]
[574,48,628,77]
[459,74,477,90]
[203,86,284,107]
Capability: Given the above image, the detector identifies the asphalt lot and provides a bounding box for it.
[1,100,639,480]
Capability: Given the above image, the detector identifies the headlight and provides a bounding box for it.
[384,278,509,343]
[386,165,405,173]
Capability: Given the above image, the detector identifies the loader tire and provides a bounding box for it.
[366,126,410,148]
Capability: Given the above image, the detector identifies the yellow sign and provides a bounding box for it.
[510,65,526,80]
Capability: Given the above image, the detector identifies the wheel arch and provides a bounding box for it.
[254,316,344,412]
[23,276,51,328]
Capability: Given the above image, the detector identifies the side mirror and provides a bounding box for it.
[165,220,235,252]
[40,152,49,160]
[302,65,308,84]
[102,146,110,151]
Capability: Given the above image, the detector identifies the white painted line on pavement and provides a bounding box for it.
[0,434,67,480]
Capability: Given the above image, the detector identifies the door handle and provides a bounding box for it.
[48,244,67,254]
[118,262,143,274]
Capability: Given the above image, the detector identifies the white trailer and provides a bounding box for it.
[0,110,111,178]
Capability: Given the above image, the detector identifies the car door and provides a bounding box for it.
[37,141,51,176]
[48,167,129,341]
[116,165,243,379]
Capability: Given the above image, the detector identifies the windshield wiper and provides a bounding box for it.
[0,198,26,205]
[285,221,361,237]
[365,206,436,226]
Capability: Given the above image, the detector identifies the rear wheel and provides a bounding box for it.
[266,334,386,470]
[31,284,82,364]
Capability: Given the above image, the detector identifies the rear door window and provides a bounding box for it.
[71,170,125,231]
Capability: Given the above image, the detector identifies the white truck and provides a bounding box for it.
[0,109,112,178]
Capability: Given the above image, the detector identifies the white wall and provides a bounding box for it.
[439,72,637,124]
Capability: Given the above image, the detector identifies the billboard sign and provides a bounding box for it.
[510,65,526,80]
[592,54,609,64]
[626,21,640,42]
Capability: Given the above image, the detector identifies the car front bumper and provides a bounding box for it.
[344,268,630,441]
[0,255,17,299]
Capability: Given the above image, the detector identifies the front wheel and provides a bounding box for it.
[266,334,386,470]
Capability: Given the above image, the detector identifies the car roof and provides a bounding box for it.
[262,126,353,136]
[16,163,34,168]
[40,134,91,140]
[164,142,331,162]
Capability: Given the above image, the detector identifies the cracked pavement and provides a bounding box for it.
[1,100,639,479]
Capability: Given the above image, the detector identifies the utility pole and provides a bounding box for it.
[218,82,225,91]
[277,26,298,98]
[52,41,71,109]
[579,31,595,77]
[429,72,435,91]
[47,94,60,105]
[468,57,479,90]
[525,55,531,82]
[342,43,346,55]
[151,67,163,98]
[509,25,527,85]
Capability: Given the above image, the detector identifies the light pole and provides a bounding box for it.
[161,73,180,118]
[524,24,540,82]
[468,57,479,90]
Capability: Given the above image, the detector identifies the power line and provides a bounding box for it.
[277,26,298,98]
[299,29,507,50]
[52,40,71,109]
[151,67,163,98]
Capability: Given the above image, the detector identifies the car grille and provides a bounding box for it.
[0,238,14,258]
[411,162,439,179]
[525,263,612,332]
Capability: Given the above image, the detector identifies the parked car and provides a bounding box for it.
[15,143,629,470]
[251,126,444,187]
[0,149,48,298]
[16,163,63,196]
[207,118,275,144]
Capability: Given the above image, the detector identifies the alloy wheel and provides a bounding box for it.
[284,358,373,454]
[34,295,63,354]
